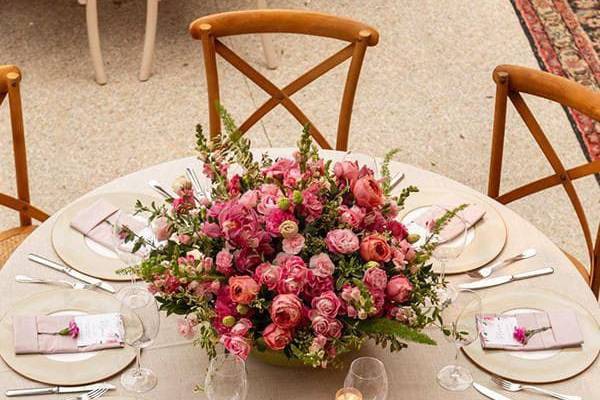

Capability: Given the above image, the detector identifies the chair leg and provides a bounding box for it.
[139,0,159,81]
[85,0,107,85]
[256,0,277,70]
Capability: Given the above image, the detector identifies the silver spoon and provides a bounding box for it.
[467,248,537,279]
[15,275,99,290]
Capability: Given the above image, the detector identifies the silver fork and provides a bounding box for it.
[492,376,581,400]
[66,387,109,400]
[15,275,99,290]
[467,248,537,278]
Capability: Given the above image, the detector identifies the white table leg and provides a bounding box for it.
[139,0,159,81]
[256,0,278,70]
[85,0,107,85]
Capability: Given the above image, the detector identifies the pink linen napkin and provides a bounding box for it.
[476,310,584,351]
[13,315,123,355]
[414,199,485,243]
[70,199,144,250]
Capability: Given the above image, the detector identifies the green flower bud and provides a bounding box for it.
[236,304,249,315]
[278,197,290,210]
[365,261,380,269]
[406,233,421,244]
[292,190,303,205]
[222,316,236,327]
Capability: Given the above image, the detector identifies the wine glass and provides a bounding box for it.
[120,286,161,393]
[437,289,481,391]
[112,210,155,286]
[343,357,388,400]
[204,353,248,400]
[429,205,468,305]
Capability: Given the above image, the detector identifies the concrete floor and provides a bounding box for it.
[1,0,598,267]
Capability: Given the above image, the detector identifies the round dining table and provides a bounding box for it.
[1,149,598,400]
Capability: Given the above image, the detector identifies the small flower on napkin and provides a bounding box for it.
[55,320,79,338]
[513,325,550,345]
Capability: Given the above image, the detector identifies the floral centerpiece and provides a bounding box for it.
[125,109,450,368]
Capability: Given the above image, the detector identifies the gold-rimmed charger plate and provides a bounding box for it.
[399,189,507,274]
[462,288,600,383]
[0,289,137,385]
[52,192,160,281]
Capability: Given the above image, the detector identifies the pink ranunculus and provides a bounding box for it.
[153,217,171,241]
[339,205,366,228]
[216,249,234,275]
[229,276,260,305]
[386,275,413,304]
[333,160,359,189]
[282,233,305,255]
[265,209,296,236]
[177,318,197,339]
[363,267,388,291]
[360,234,392,263]
[230,318,253,336]
[220,334,251,360]
[263,323,292,351]
[309,253,335,278]
[311,291,342,319]
[353,176,384,208]
[270,293,303,329]
[239,190,259,208]
[254,262,281,290]
[325,229,360,254]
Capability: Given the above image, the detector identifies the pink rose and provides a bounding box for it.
[263,323,292,351]
[360,234,392,262]
[334,160,359,188]
[220,335,251,360]
[327,319,343,338]
[254,262,281,290]
[363,267,388,291]
[386,275,413,303]
[353,176,384,208]
[282,233,305,255]
[270,293,303,329]
[229,276,260,305]
[153,217,171,241]
[309,253,335,277]
[325,229,359,254]
[339,205,365,228]
[230,318,253,336]
[216,250,234,275]
[311,291,342,319]
[311,314,331,336]
[177,318,197,339]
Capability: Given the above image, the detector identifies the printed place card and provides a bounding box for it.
[477,315,521,346]
[74,313,125,347]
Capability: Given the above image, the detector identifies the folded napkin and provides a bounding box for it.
[414,198,485,243]
[476,310,583,351]
[70,199,145,250]
[13,314,124,355]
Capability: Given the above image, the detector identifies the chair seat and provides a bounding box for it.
[562,249,590,285]
[0,225,37,269]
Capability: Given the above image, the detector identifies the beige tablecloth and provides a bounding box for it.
[1,149,598,400]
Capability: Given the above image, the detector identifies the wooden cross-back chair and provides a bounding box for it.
[487,64,600,298]
[189,10,379,151]
[0,65,49,267]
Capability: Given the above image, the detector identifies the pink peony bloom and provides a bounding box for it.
[309,253,335,278]
[218,201,261,248]
[153,217,171,241]
[229,276,260,305]
[339,205,366,228]
[230,318,253,336]
[215,249,234,276]
[360,234,392,263]
[353,176,384,208]
[363,267,388,291]
[325,229,360,254]
[282,233,305,255]
[262,323,292,351]
[270,293,303,329]
[334,161,359,189]
[386,275,413,304]
[311,291,342,319]
[254,262,281,290]
[177,318,197,339]
[220,335,251,360]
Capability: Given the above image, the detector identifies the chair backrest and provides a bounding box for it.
[189,9,379,150]
[487,64,600,297]
[0,65,49,226]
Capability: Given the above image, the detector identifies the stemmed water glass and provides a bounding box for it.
[343,357,388,400]
[437,289,481,391]
[112,210,155,286]
[120,285,161,393]
[429,205,468,305]
[204,353,248,400]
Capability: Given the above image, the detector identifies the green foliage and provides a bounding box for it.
[381,148,400,195]
[357,318,437,346]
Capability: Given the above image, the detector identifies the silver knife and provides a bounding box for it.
[28,254,116,294]
[6,383,115,397]
[473,382,512,400]
[459,267,554,290]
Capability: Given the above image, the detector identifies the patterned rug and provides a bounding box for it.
[511,0,600,163]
